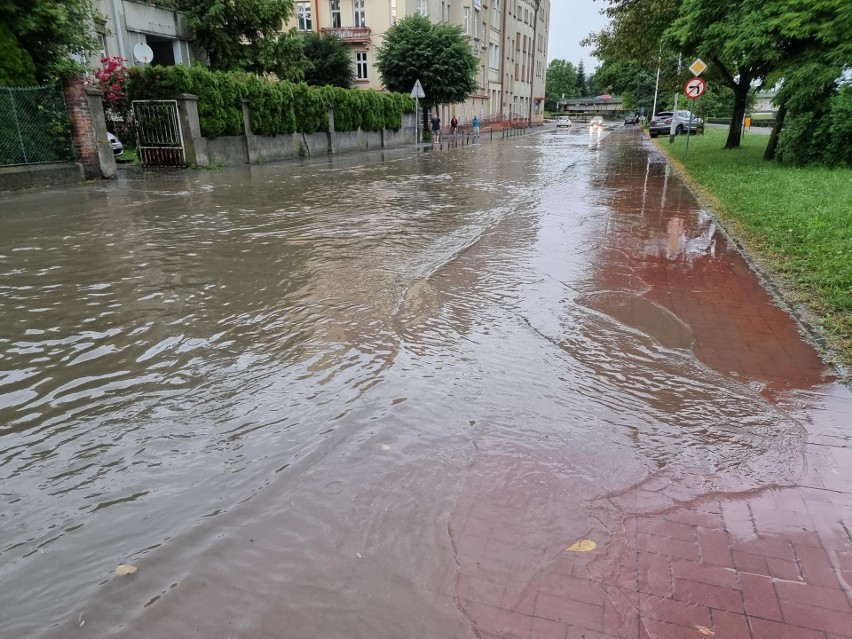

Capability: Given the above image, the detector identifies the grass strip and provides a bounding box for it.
[653,128,852,371]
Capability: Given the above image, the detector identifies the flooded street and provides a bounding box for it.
[2,127,851,639]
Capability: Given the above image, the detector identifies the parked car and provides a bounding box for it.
[556,115,572,128]
[624,113,640,125]
[648,110,703,137]
[590,116,605,130]
[107,132,123,155]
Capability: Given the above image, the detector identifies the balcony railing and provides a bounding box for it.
[320,27,372,44]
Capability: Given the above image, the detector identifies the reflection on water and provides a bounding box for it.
[0,128,837,638]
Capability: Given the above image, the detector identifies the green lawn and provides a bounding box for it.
[654,128,852,370]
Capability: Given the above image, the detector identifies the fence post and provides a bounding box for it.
[62,75,103,179]
[84,86,117,179]
[241,99,258,164]
[174,93,209,167]
[328,105,337,155]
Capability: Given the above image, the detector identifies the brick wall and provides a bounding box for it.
[62,76,101,179]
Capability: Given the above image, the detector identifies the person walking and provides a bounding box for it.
[430,113,441,143]
[472,115,480,139]
[450,115,459,136]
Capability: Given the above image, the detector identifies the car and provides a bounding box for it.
[590,116,604,129]
[556,115,572,128]
[107,131,123,155]
[624,113,640,125]
[648,110,703,137]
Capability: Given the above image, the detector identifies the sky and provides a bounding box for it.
[547,1,611,72]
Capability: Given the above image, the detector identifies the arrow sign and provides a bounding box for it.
[410,79,426,99]
[684,77,706,100]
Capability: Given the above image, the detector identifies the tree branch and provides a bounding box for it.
[712,56,736,89]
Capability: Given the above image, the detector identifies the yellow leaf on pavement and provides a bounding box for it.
[696,625,714,636]
[566,539,597,552]
[116,564,138,576]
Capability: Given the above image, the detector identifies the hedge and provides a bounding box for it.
[125,65,415,139]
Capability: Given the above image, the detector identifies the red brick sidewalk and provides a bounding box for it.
[447,131,852,639]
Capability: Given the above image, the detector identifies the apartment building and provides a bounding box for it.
[91,0,197,67]
[292,0,550,125]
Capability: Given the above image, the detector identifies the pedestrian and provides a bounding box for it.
[450,114,458,136]
[431,112,441,143]
[472,115,480,139]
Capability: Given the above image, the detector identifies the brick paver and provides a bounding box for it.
[451,129,852,639]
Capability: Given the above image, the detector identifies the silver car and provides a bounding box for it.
[556,115,572,128]
[107,132,123,155]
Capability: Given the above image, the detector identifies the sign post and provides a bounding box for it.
[683,73,707,157]
[410,79,426,146]
[683,76,706,157]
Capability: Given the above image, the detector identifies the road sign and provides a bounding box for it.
[689,58,707,76]
[410,79,425,99]
[684,77,706,100]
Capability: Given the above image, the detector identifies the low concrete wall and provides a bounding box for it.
[207,136,249,166]
[204,127,415,166]
[0,163,84,193]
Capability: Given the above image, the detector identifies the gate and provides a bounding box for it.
[132,100,186,167]
[0,85,75,166]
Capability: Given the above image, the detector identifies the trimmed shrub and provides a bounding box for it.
[126,64,413,138]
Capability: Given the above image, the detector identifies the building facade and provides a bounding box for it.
[290,0,550,125]
[91,0,196,68]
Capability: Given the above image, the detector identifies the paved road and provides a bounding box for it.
[0,125,849,639]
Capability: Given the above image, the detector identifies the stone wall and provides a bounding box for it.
[63,76,102,180]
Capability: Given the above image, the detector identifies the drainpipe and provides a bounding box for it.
[528,0,540,125]
[111,0,127,60]
[499,0,507,119]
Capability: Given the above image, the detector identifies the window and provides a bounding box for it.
[356,52,368,80]
[390,0,397,23]
[473,8,481,37]
[417,0,427,15]
[489,43,499,69]
[491,0,500,22]
[296,2,312,30]
[463,7,470,35]
[330,0,341,28]
[354,0,366,27]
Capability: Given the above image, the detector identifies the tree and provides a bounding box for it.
[182,0,306,77]
[0,23,37,86]
[544,59,578,111]
[0,0,101,81]
[375,14,478,129]
[301,32,354,88]
[576,60,588,96]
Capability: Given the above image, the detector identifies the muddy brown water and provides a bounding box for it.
[0,127,845,638]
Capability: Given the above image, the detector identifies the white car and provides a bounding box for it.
[556,115,572,128]
[107,132,123,155]
[590,116,605,129]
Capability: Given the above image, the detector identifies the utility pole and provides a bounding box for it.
[651,42,662,120]
[669,53,682,144]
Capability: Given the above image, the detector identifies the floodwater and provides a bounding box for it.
[0,126,848,639]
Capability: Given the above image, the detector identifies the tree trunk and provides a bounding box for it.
[725,82,751,149]
[422,106,429,142]
[763,101,787,161]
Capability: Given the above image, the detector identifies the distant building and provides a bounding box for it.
[289,0,550,124]
[91,0,198,67]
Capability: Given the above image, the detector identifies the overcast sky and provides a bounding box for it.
[547,1,610,71]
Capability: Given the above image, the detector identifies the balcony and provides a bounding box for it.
[320,27,372,45]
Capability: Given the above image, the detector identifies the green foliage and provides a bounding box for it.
[126,64,411,138]
[182,0,308,79]
[375,14,479,109]
[544,60,578,111]
[777,85,852,169]
[0,23,37,86]
[302,32,354,88]
[576,61,588,96]
[0,0,102,81]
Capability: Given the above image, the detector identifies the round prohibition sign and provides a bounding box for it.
[684,77,707,100]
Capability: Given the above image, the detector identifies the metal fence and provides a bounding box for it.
[132,100,186,167]
[0,85,75,167]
